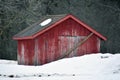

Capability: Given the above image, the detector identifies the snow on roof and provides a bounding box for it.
[40,18,52,26]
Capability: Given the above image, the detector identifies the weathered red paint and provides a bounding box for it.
[17,39,35,65]
[14,15,107,65]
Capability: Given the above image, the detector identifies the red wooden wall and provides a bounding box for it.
[18,18,100,65]
[17,39,35,65]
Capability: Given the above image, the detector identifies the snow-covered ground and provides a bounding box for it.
[0,53,120,80]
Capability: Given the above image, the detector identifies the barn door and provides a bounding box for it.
[59,36,84,57]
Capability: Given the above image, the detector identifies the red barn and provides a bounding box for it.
[13,14,107,65]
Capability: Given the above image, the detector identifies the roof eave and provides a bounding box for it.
[13,36,33,40]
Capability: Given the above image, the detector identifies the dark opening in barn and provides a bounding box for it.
[13,14,107,65]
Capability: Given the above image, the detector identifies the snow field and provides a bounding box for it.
[0,53,120,80]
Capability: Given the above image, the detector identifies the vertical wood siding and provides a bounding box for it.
[18,18,101,65]
[18,40,35,65]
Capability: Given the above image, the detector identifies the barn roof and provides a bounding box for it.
[13,14,107,40]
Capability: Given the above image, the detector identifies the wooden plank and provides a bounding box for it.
[59,33,94,59]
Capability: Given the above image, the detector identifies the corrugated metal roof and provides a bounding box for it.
[14,14,67,38]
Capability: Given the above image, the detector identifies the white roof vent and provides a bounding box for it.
[40,18,52,26]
